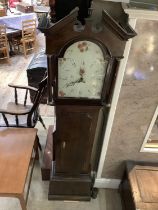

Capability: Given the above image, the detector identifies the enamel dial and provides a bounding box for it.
[58,41,108,99]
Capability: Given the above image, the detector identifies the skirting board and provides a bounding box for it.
[102,0,129,2]
[94,178,121,189]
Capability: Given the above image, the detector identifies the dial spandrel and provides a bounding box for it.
[58,41,109,99]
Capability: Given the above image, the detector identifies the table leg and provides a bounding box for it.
[8,40,16,56]
[19,194,27,210]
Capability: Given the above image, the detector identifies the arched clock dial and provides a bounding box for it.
[58,41,109,99]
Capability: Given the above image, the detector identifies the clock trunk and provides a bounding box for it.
[49,105,105,200]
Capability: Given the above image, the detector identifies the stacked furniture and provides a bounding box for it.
[21,19,36,57]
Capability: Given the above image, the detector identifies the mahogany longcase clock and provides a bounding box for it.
[41,4,136,201]
[48,37,120,201]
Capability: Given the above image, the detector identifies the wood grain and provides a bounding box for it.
[0,127,37,194]
[120,161,158,210]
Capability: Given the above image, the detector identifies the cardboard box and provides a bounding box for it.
[16,3,34,13]
[0,8,6,17]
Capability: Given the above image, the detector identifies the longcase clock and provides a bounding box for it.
[41,6,136,201]
[48,37,120,200]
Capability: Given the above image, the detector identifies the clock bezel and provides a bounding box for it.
[53,37,119,105]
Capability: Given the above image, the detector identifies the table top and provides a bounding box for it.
[0,13,37,30]
[0,128,37,195]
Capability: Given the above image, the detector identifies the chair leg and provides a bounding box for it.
[34,143,39,160]
[33,135,42,160]
[34,40,36,52]
[36,135,42,151]
[23,42,27,58]
[19,194,27,210]
[6,46,10,60]
[39,115,46,129]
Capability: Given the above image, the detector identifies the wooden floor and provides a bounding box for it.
[0,32,54,117]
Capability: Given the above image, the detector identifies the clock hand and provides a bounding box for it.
[66,77,85,87]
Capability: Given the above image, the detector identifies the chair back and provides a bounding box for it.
[27,76,47,127]
[22,19,36,40]
[0,24,9,60]
[0,24,7,48]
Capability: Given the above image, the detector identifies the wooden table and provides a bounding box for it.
[120,161,158,210]
[0,13,37,30]
[0,128,37,210]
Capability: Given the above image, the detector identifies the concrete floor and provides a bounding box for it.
[0,172,122,210]
[0,161,123,210]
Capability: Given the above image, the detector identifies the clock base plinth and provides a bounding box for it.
[48,170,92,201]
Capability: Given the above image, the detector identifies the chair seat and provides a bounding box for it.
[0,102,32,127]
[7,102,32,113]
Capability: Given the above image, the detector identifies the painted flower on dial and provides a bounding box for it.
[77,42,89,52]
[58,90,66,97]
[79,68,85,76]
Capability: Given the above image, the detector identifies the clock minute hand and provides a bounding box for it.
[66,77,85,87]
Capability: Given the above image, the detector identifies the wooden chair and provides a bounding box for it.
[0,76,47,129]
[21,19,36,57]
[0,24,9,60]
[0,76,47,151]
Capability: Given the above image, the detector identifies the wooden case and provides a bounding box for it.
[120,161,158,210]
